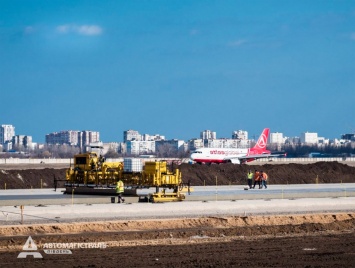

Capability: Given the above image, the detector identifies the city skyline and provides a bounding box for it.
[1,1,355,142]
[1,122,353,144]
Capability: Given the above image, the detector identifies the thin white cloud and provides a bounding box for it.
[24,26,35,34]
[189,29,199,36]
[350,32,355,40]
[56,25,71,34]
[76,25,102,35]
[56,24,103,36]
[227,39,247,47]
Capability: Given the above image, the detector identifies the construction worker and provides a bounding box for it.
[253,170,261,189]
[115,179,125,203]
[260,171,268,189]
[247,170,253,189]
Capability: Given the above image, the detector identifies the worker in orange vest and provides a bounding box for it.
[260,171,268,189]
[252,170,261,189]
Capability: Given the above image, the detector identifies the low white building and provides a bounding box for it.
[204,138,249,148]
[142,134,165,141]
[155,139,187,154]
[126,140,156,155]
[270,132,284,144]
[301,132,318,144]
[317,137,329,145]
[188,139,204,151]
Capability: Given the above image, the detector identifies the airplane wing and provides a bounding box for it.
[238,153,273,162]
[242,151,286,160]
[226,152,286,164]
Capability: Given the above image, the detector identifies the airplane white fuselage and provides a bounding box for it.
[190,128,275,164]
[190,148,251,164]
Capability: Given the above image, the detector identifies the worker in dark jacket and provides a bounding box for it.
[260,171,268,189]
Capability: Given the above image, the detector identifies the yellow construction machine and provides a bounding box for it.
[141,161,185,202]
[66,152,123,186]
[65,152,188,202]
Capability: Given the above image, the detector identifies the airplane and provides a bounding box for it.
[190,128,286,164]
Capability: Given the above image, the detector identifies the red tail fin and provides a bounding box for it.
[252,128,269,151]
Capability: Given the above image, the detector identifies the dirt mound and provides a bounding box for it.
[1,161,355,189]
[180,161,355,185]
[0,213,354,238]
[0,168,66,190]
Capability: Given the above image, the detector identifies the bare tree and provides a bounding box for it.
[156,143,177,157]
[105,148,119,158]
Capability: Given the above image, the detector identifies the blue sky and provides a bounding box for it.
[1,0,355,143]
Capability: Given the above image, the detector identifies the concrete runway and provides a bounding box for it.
[0,184,354,225]
[0,195,354,225]
[0,183,354,206]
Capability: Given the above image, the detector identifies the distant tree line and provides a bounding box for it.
[268,143,355,157]
[0,144,80,159]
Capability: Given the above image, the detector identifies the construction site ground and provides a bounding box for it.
[0,161,354,267]
[0,213,354,267]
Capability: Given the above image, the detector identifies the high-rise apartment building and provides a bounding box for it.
[232,130,248,140]
[46,130,79,145]
[0,124,15,144]
[124,130,142,142]
[12,135,32,149]
[46,130,99,147]
[200,130,216,140]
[78,131,100,148]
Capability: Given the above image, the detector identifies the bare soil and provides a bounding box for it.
[0,213,354,267]
[0,161,355,189]
[1,163,354,267]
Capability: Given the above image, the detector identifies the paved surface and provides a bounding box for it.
[0,184,354,224]
[0,183,354,206]
[0,195,354,224]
